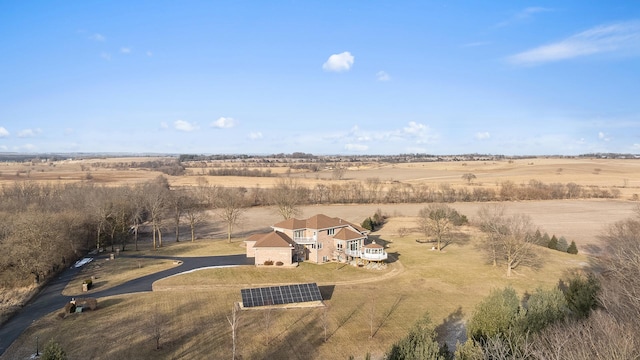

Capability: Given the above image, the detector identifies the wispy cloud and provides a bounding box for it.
[174,120,199,132]
[248,132,263,140]
[376,71,391,81]
[327,122,438,151]
[0,127,9,137]
[146,51,153,57]
[475,131,491,140]
[100,52,112,61]
[160,122,169,129]
[18,128,42,137]
[508,20,640,66]
[120,47,131,54]
[345,143,369,152]
[89,33,106,42]
[496,7,553,28]
[211,117,237,129]
[322,51,354,72]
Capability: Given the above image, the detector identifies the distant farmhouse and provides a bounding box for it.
[245,214,387,267]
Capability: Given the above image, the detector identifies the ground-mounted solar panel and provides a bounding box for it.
[241,283,323,308]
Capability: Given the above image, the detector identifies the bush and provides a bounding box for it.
[42,339,67,360]
[263,260,274,266]
[64,302,76,314]
[362,217,374,231]
[386,313,446,360]
[275,261,284,266]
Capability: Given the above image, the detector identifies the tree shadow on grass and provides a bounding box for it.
[96,297,124,309]
[434,306,466,350]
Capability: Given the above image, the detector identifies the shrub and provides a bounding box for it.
[362,217,374,231]
[264,260,274,266]
[42,339,67,360]
[547,235,558,250]
[64,302,76,314]
[275,261,284,266]
[386,313,445,360]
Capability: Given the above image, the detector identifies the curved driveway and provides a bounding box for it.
[0,254,253,356]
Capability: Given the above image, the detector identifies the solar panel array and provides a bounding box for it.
[241,283,323,308]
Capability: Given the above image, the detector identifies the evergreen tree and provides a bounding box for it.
[547,235,558,250]
[567,240,578,254]
[362,217,374,231]
[386,313,445,360]
[561,273,600,319]
[467,287,520,342]
[556,236,569,252]
[42,339,67,360]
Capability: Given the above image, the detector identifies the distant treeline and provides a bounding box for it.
[90,159,186,176]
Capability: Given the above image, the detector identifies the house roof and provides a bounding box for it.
[272,218,307,230]
[364,241,383,249]
[334,228,365,241]
[272,214,365,233]
[254,231,296,248]
[245,233,267,242]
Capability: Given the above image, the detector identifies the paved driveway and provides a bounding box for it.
[0,254,253,356]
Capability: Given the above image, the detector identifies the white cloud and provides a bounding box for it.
[248,132,263,140]
[211,117,237,129]
[18,128,42,138]
[0,127,9,137]
[174,120,199,132]
[120,47,131,54]
[160,122,169,129]
[376,71,391,81]
[508,20,640,66]
[322,51,354,72]
[90,33,106,42]
[100,52,112,61]
[64,128,74,135]
[146,51,153,57]
[598,131,611,141]
[345,143,369,152]
[475,132,491,140]
[17,144,37,152]
[0,145,7,150]
[632,143,640,150]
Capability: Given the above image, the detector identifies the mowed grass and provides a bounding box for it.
[61,257,178,296]
[2,217,590,360]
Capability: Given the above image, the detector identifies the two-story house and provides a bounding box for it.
[245,214,387,266]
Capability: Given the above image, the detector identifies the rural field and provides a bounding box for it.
[1,156,639,359]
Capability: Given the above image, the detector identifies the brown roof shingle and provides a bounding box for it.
[334,228,366,241]
[254,231,296,248]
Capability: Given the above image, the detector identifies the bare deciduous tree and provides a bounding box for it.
[417,204,457,251]
[477,205,539,277]
[462,173,477,185]
[227,302,241,360]
[271,177,305,220]
[216,188,246,243]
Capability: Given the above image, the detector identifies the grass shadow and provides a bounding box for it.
[96,297,124,309]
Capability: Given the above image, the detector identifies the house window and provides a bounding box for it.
[318,242,323,249]
[337,242,343,250]
[294,230,304,238]
[322,256,328,262]
[327,228,335,235]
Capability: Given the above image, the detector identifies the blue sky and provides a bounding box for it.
[1,1,639,155]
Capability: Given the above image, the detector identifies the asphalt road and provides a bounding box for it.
[0,253,253,356]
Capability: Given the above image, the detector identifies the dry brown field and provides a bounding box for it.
[2,156,639,359]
